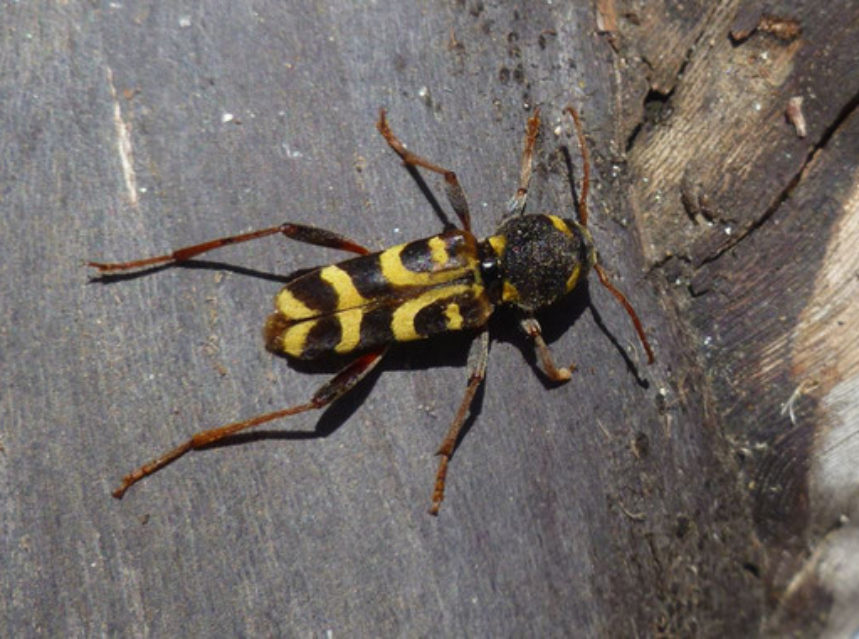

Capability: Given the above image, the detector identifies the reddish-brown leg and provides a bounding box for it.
[376,109,472,232]
[523,269,653,371]
[89,222,370,273]
[113,348,387,498]
[520,316,575,382]
[429,330,489,515]
[508,107,541,216]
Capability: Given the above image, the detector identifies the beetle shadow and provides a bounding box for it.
[494,280,649,389]
[588,298,650,388]
[89,255,479,453]
[559,144,583,219]
[204,334,475,451]
[204,358,384,449]
[491,288,588,390]
[558,140,650,388]
[398,163,457,231]
[212,280,648,456]
[87,259,316,285]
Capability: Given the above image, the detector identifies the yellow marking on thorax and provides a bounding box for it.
[486,236,518,302]
[444,303,463,330]
[334,308,363,354]
[279,319,317,357]
[379,244,472,287]
[275,288,316,320]
[320,264,368,310]
[487,235,506,256]
[565,263,582,293]
[501,281,520,303]
[547,215,573,236]
[427,236,450,269]
[391,284,471,341]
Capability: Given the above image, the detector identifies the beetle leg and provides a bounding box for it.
[112,348,387,498]
[520,316,575,382]
[89,222,370,273]
[377,108,472,233]
[507,107,541,216]
[429,329,489,515]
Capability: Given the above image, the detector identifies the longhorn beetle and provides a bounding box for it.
[90,106,654,515]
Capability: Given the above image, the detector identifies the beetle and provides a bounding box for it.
[90,105,654,514]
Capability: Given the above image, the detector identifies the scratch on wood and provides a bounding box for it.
[779,379,817,425]
[106,66,138,206]
[615,497,646,521]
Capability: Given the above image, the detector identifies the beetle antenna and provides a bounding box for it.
[565,106,590,228]
[594,264,654,364]
[566,105,653,364]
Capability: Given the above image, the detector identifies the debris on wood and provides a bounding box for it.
[731,9,801,43]
[785,96,807,138]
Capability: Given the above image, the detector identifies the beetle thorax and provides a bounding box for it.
[483,214,594,312]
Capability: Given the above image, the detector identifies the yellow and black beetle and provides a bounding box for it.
[91,106,653,514]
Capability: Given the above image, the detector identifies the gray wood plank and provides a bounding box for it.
[2,1,814,636]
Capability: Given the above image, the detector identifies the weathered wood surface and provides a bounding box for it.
[624,0,859,635]
[2,1,855,636]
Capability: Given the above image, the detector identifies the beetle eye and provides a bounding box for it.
[480,257,500,282]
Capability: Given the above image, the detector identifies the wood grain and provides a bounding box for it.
[2,1,855,636]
